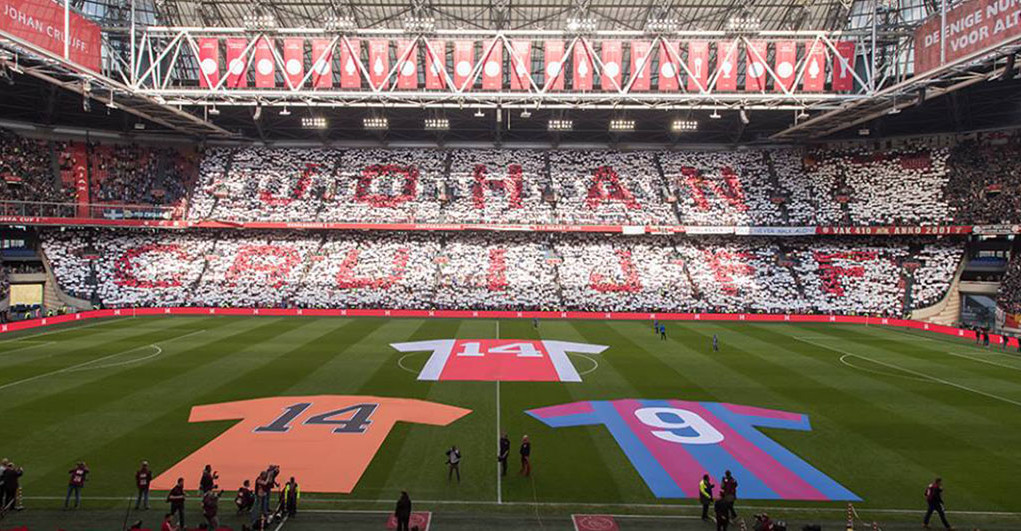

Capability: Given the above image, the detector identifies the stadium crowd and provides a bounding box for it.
[0,130,74,204]
[42,230,962,315]
[4,127,1021,228]
[998,250,1021,315]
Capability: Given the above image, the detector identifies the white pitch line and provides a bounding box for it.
[943,350,1021,372]
[495,318,502,505]
[838,354,930,383]
[796,337,1021,409]
[64,345,162,372]
[16,496,1021,517]
[272,515,288,531]
[0,329,206,391]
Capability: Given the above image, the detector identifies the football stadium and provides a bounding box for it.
[1,0,1021,529]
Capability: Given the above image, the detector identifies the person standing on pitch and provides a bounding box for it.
[520,435,532,476]
[394,491,412,531]
[923,477,953,529]
[64,461,89,509]
[446,445,462,482]
[199,464,217,496]
[659,324,667,341]
[1,461,22,512]
[282,477,300,517]
[498,432,510,476]
[721,470,738,518]
[714,493,730,531]
[253,470,269,523]
[201,488,222,530]
[698,474,715,521]
[135,460,153,510]
[166,477,186,528]
[712,334,719,352]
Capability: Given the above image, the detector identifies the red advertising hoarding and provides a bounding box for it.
[629,40,652,91]
[832,41,856,91]
[481,40,502,90]
[658,40,679,92]
[0,0,101,71]
[311,38,333,89]
[914,0,1021,73]
[774,40,797,92]
[368,39,389,89]
[339,38,360,89]
[395,39,418,90]
[745,40,767,91]
[225,38,248,88]
[544,40,565,90]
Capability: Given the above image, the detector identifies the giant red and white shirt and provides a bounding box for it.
[391,339,607,382]
[151,396,470,494]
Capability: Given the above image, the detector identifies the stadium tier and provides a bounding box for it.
[41,230,962,315]
[3,129,1021,229]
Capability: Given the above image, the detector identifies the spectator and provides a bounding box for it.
[64,461,89,510]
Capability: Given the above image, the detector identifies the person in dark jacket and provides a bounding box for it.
[498,433,510,476]
[446,446,462,482]
[1,461,23,511]
[519,435,532,476]
[713,495,730,531]
[720,470,738,518]
[199,464,218,495]
[394,491,412,531]
[235,479,254,515]
[923,477,952,529]
[64,461,89,509]
[166,477,186,528]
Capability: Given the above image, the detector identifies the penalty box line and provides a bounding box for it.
[793,336,1021,409]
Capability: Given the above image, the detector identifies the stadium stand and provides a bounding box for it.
[42,230,962,315]
[0,130,74,204]
[998,251,1021,315]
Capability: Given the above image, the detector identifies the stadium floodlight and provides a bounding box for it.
[645,17,678,33]
[565,17,597,33]
[609,118,635,132]
[302,116,328,129]
[363,116,389,130]
[324,15,356,32]
[671,119,698,132]
[242,13,276,30]
[403,15,436,32]
[548,119,573,131]
[425,117,449,130]
[726,15,761,33]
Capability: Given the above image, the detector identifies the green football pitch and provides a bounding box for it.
[1,315,1020,530]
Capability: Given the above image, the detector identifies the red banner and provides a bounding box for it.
[715,40,738,91]
[630,40,652,91]
[658,41,680,92]
[453,40,474,90]
[253,37,275,88]
[509,40,531,90]
[570,42,592,91]
[225,38,248,89]
[368,40,389,89]
[686,40,709,92]
[802,40,827,92]
[197,38,220,88]
[339,38,360,89]
[600,40,623,90]
[70,144,88,217]
[424,40,446,89]
[311,38,333,89]
[0,0,101,71]
[833,41,856,91]
[544,40,565,90]
[774,40,797,92]
[395,39,418,89]
[914,0,1021,73]
[745,40,767,91]
[481,41,502,90]
[283,38,304,89]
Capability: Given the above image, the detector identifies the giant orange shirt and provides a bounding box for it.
[151,395,471,493]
